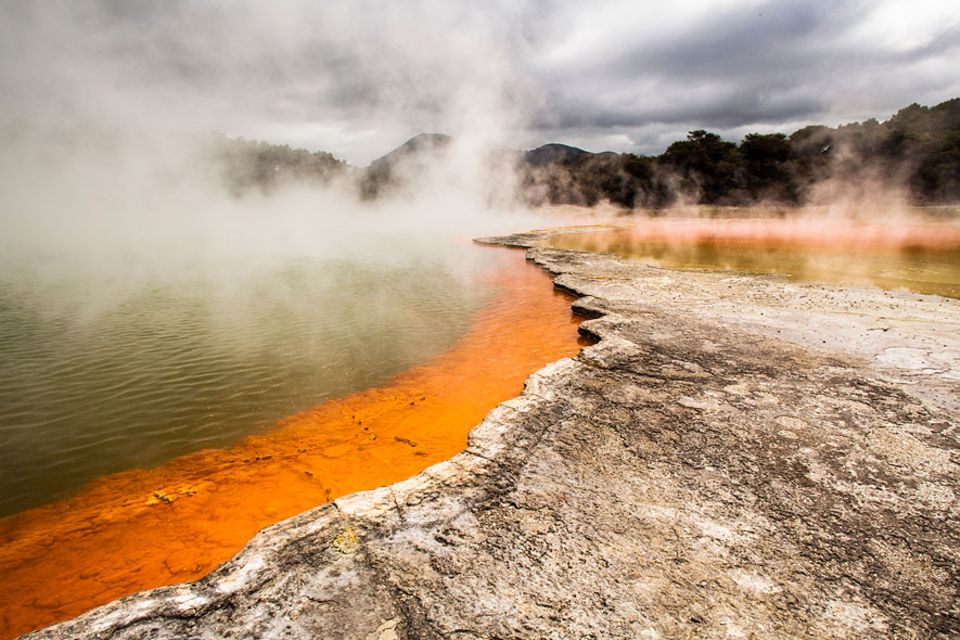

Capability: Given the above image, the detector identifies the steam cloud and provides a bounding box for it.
[0,1,571,291]
[1,0,957,270]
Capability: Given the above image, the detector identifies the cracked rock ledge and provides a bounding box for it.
[28,231,960,639]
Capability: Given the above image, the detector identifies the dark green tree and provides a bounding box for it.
[740,133,797,202]
[661,130,743,203]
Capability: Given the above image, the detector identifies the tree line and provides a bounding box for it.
[209,133,348,196]
[209,98,959,207]
[517,98,960,208]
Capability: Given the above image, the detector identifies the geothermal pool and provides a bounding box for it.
[6,213,958,638]
[0,258,494,517]
[0,239,585,638]
[548,218,960,299]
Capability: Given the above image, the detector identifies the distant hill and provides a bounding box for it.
[524,143,591,167]
[368,133,452,169]
[360,133,452,198]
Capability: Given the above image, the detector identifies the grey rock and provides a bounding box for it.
[28,231,960,639]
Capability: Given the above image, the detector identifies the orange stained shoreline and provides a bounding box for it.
[0,247,587,639]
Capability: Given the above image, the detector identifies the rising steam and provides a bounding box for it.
[0,1,554,290]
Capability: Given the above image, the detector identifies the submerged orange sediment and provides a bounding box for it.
[0,248,585,639]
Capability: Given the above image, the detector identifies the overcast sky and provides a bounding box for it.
[2,0,959,164]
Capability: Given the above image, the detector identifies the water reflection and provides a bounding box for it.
[549,219,960,299]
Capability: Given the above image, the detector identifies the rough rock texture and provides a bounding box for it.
[28,232,960,639]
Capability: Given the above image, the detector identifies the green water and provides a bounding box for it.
[0,240,506,517]
[548,227,960,300]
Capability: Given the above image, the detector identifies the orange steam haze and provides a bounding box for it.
[597,216,960,252]
[548,213,960,300]
[0,248,586,639]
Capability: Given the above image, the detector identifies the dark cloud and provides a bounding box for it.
[1,0,958,162]
[524,1,960,153]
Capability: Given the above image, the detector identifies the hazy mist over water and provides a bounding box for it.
[0,130,571,514]
[0,126,569,514]
[1,1,958,516]
[0,1,560,514]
